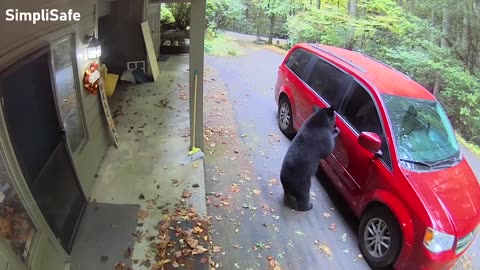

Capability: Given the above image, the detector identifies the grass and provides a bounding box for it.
[456,133,480,157]
[204,34,244,57]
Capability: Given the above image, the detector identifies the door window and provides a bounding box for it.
[306,57,353,109]
[286,49,313,79]
[340,82,392,168]
[0,150,36,262]
[52,36,87,156]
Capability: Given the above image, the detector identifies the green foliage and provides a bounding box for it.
[206,0,246,30]
[205,32,245,56]
[160,4,175,24]
[286,6,350,46]
[168,3,191,30]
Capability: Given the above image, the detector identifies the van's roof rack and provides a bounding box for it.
[309,43,366,72]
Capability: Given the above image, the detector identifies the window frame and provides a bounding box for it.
[50,34,88,157]
[304,56,354,109]
[338,80,393,169]
[286,48,315,80]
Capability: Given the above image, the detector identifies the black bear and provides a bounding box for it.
[280,106,339,211]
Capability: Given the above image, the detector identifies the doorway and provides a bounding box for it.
[0,46,86,254]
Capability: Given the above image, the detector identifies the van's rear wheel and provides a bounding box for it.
[278,97,295,135]
[359,206,402,269]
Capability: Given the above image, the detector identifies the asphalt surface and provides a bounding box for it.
[204,32,480,270]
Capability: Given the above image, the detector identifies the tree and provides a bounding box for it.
[168,3,191,30]
[206,0,246,30]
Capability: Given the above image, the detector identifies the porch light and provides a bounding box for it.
[86,32,101,59]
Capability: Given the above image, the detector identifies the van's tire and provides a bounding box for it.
[278,97,295,135]
[358,206,402,269]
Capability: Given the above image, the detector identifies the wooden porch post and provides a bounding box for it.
[189,0,206,151]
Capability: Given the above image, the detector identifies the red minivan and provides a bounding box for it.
[275,43,480,269]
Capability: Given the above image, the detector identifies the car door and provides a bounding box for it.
[332,81,393,199]
[303,57,355,192]
[283,49,315,127]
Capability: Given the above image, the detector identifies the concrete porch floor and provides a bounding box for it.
[89,54,207,268]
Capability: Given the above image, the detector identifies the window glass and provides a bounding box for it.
[0,150,36,262]
[306,57,353,109]
[52,36,87,156]
[286,49,312,78]
[341,83,391,167]
[382,94,460,169]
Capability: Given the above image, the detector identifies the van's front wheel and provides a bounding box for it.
[278,97,295,135]
[359,206,402,269]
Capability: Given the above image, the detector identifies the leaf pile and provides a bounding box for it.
[140,201,211,269]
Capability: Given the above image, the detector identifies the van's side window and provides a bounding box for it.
[340,82,392,168]
[286,49,312,78]
[306,57,353,109]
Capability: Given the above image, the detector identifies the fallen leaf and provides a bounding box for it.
[328,224,337,231]
[114,263,125,270]
[342,249,350,254]
[241,134,248,138]
[318,244,333,256]
[193,226,204,234]
[192,245,208,255]
[158,259,171,265]
[182,190,192,198]
[252,189,261,195]
[172,261,180,268]
[213,246,222,253]
[295,230,305,237]
[323,212,331,218]
[341,233,347,242]
[192,161,199,168]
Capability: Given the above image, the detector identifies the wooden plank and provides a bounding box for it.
[140,21,160,81]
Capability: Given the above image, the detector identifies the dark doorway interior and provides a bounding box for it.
[0,46,86,253]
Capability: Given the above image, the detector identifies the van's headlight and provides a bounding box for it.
[424,227,455,253]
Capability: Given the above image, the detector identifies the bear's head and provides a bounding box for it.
[311,106,339,137]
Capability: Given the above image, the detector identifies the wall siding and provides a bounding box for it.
[0,1,110,269]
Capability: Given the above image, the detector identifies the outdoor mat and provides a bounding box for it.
[70,202,140,270]
[158,54,170,62]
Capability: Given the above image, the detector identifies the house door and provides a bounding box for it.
[0,46,86,254]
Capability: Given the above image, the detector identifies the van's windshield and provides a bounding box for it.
[382,94,460,169]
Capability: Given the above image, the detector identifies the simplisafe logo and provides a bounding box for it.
[5,9,81,24]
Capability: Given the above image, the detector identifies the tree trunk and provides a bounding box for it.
[441,2,449,48]
[433,1,450,97]
[462,0,469,50]
[268,14,275,45]
[349,0,357,17]
[317,0,321,9]
[433,71,441,97]
[409,0,415,12]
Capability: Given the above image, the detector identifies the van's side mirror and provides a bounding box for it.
[358,132,382,154]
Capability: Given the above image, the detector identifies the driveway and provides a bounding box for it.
[203,32,479,270]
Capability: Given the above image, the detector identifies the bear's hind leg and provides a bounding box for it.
[295,193,313,211]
